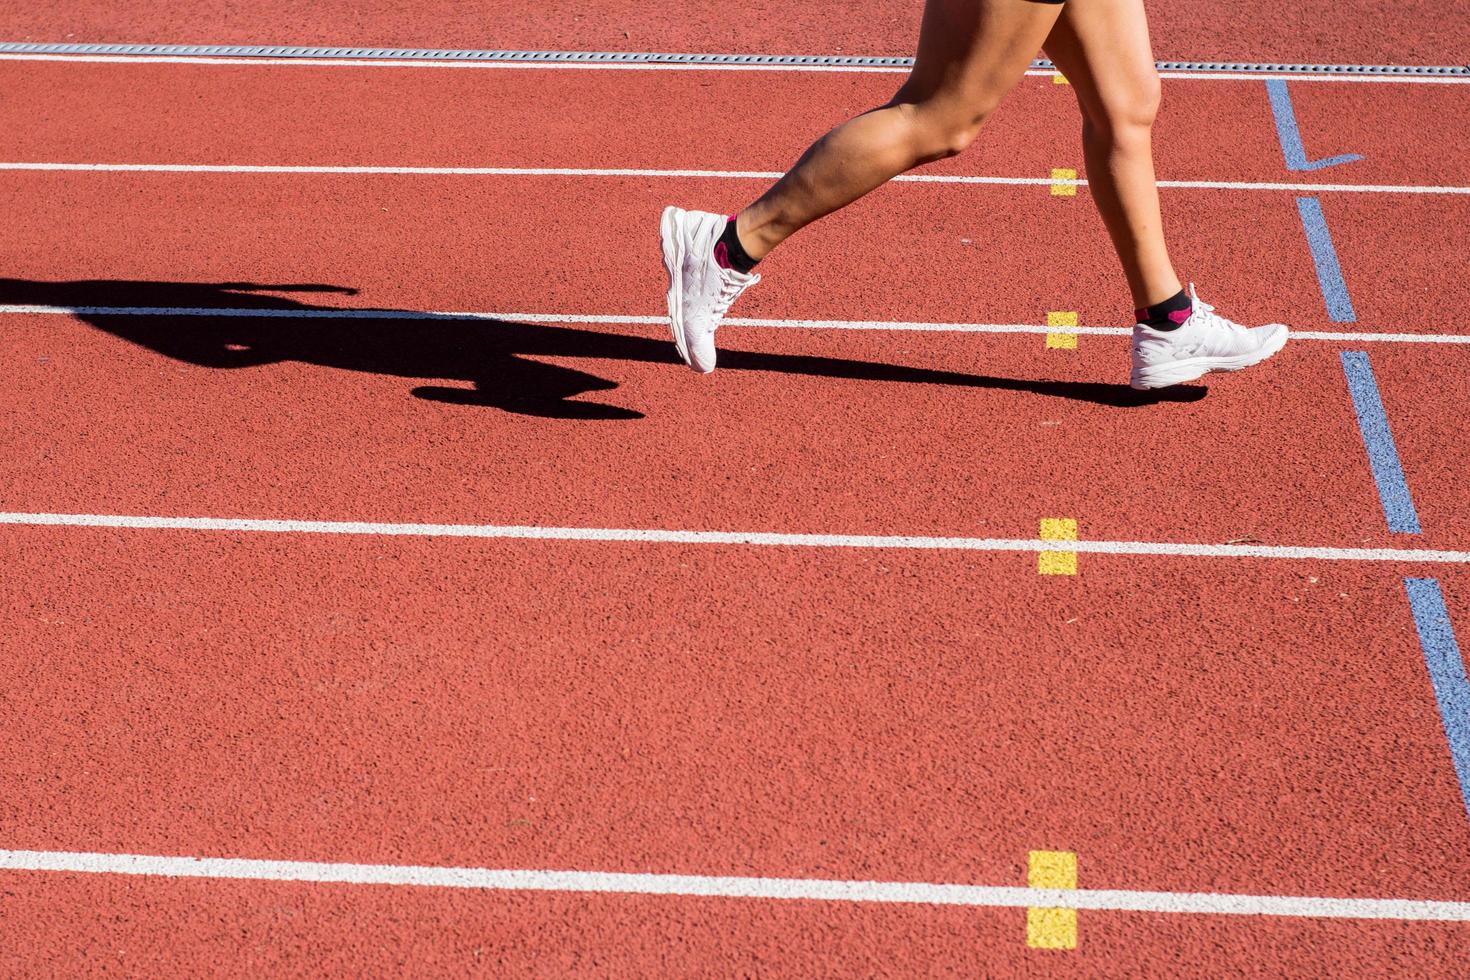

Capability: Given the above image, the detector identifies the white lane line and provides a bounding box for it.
[1,849,1466,921]
[2,512,1467,564]
[1,161,1466,195]
[0,52,913,73]
[9,304,1470,345]
[0,161,798,178]
[1290,331,1470,344]
[1152,179,1467,195]
[2,52,1468,85]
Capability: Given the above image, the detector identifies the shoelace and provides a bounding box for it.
[1193,301,1246,339]
[1186,288,1245,340]
[705,274,755,335]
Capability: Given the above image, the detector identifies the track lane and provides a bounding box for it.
[3,531,1468,901]
[0,308,1427,549]
[1322,194,1470,328]
[0,62,1465,188]
[0,173,1464,332]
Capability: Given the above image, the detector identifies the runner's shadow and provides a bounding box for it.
[2,278,1206,419]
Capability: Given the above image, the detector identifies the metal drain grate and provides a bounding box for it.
[2,41,1466,75]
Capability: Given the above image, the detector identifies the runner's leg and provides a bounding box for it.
[1043,1,1290,389]
[736,0,1065,261]
[1042,0,1181,307]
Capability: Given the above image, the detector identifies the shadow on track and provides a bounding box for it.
[1,278,1206,420]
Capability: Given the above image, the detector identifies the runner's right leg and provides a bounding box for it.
[1043,0,1288,389]
[663,0,1064,372]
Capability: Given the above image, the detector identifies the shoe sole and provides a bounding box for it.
[659,206,699,372]
[1129,324,1290,390]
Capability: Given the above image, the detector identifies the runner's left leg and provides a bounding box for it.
[662,0,1066,372]
[737,0,1067,261]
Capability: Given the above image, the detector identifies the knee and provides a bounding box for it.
[932,116,988,159]
[1129,69,1163,129]
[1084,69,1161,142]
[896,97,998,161]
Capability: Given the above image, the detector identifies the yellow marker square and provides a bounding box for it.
[1045,312,1079,350]
[1053,72,1070,85]
[1038,551,1077,575]
[1050,168,1078,197]
[1039,518,1078,542]
[1038,519,1078,576]
[1027,850,1079,949]
[1027,908,1078,949]
[1028,850,1078,889]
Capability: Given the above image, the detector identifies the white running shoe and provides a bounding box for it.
[1130,285,1289,390]
[660,206,760,373]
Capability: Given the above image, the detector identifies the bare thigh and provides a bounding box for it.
[896,0,1066,148]
[735,0,1063,257]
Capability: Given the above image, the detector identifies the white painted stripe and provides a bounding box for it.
[0,161,794,179]
[1290,330,1470,344]
[1,849,1466,921]
[1152,179,1469,195]
[3,52,1469,84]
[8,304,1469,345]
[0,53,912,74]
[1,161,1466,195]
[1,304,676,324]
[2,511,1467,564]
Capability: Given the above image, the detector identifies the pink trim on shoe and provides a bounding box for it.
[1132,302,1196,326]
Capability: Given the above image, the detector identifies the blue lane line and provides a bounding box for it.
[1405,578,1470,824]
[1266,79,1363,172]
[1341,351,1422,534]
[1298,197,1358,322]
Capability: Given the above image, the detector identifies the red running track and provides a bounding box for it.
[3,23,1470,979]
[7,534,1470,891]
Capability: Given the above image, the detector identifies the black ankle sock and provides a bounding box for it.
[1135,289,1192,331]
[715,216,760,274]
